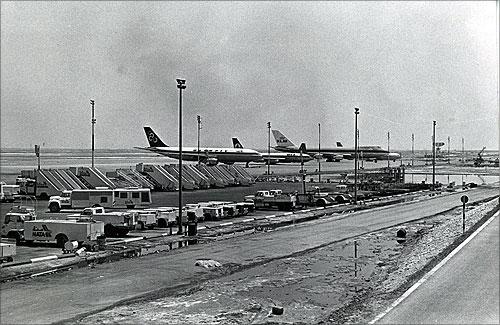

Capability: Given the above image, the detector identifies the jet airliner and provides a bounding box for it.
[232,137,313,165]
[137,127,263,165]
[272,130,401,162]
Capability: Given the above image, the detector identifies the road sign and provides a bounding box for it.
[461,195,469,204]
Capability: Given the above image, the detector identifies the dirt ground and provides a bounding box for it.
[75,197,498,324]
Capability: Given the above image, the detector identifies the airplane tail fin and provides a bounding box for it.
[144,126,168,147]
[336,142,343,147]
[232,137,243,148]
[299,143,307,153]
[272,130,296,148]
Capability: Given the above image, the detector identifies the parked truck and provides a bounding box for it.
[67,207,136,237]
[295,187,337,207]
[1,182,20,202]
[127,209,157,230]
[244,189,296,210]
[144,207,187,228]
[0,240,16,263]
[48,187,152,212]
[1,206,105,248]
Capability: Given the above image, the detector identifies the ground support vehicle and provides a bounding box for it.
[1,183,20,202]
[67,207,136,237]
[184,204,206,222]
[127,210,157,230]
[48,187,152,212]
[245,190,296,211]
[0,240,16,263]
[144,207,187,228]
[1,207,105,248]
[295,187,337,207]
[236,201,255,214]
[1,206,37,243]
[202,206,224,221]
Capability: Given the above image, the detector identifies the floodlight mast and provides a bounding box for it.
[176,78,186,235]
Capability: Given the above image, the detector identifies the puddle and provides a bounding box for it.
[79,230,404,324]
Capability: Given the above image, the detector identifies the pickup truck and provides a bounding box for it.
[245,190,296,211]
[67,207,136,237]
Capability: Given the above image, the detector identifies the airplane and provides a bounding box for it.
[136,127,263,165]
[272,130,401,163]
[232,137,313,165]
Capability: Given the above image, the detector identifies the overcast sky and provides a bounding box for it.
[1,1,498,150]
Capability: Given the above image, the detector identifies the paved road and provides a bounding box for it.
[377,213,499,324]
[0,187,497,324]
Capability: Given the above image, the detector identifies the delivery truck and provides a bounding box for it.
[1,206,104,248]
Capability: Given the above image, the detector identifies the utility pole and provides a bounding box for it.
[300,146,306,194]
[176,78,186,235]
[318,123,321,183]
[35,144,40,170]
[462,137,465,189]
[197,115,201,165]
[387,131,390,168]
[432,121,436,191]
[462,137,465,163]
[411,133,415,167]
[354,107,359,204]
[267,121,271,179]
[90,99,95,168]
[447,136,450,164]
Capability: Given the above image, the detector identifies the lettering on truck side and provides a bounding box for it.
[32,225,52,238]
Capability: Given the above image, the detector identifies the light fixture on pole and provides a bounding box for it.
[354,107,359,205]
[176,78,186,235]
[387,131,390,168]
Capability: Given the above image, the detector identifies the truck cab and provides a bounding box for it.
[67,207,135,237]
[1,206,37,243]
[48,190,72,212]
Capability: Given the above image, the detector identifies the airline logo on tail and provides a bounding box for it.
[272,130,296,148]
[143,126,168,147]
[232,138,243,149]
[298,143,307,153]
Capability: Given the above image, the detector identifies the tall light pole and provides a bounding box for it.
[318,123,321,183]
[387,131,390,168]
[411,133,415,167]
[300,146,306,194]
[354,107,359,204]
[267,121,271,179]
[462,137,465,188]
[432,120,436,191]
[197,115,201,165]
[176,78,186,235]
[447,136,450,164]
[90,99,95,168]
[462,137,465,164]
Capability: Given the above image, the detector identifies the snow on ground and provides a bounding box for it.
[77,199,498,324]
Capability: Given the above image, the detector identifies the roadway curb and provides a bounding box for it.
[369,208,500,324]
[1,253,76,268]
